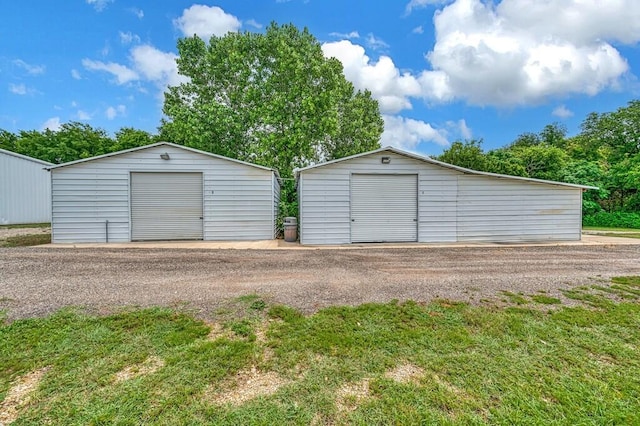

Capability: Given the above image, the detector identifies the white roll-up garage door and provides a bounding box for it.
[351,174,418,243]
[130,172,203,241]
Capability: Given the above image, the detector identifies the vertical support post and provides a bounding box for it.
[105,220,109,243]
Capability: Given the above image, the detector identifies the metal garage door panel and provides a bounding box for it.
[351,174,417,243]
[131,172,203,241]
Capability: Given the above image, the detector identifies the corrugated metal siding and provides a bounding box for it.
[131,172,203,241]
[419,168,458,242]
[51,144,276,243]
[351,174,417,242]
[299,152,439,245]
[272,175,281,238]
[456,175,582,242]
[298,150,583,244]
[0,151,51,225]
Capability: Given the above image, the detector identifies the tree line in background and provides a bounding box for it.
[0,22,637,228]
[437,100,640,228]
[2,100,638,228]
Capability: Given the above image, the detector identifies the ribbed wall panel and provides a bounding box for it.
[299,152,460,244]
[130,172,203,241]
[51,144,277,243]
[457,175,582,242]
[351,174,417,243]
[0,150,51,225]
[298,149,584,244]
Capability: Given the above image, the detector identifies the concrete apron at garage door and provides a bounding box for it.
[41,234,640,250]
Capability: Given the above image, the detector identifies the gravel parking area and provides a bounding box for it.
[1,245,639,320]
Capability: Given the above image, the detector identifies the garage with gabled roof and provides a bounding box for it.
[48,142,280,243]
[295,146,595,245]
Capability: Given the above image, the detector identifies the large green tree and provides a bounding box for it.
[113,127,155,152]
[160,22,383,178]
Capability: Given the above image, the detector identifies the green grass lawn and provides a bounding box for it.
[2,278,640,425]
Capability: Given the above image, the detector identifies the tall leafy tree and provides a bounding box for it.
[114,127,155,151]
[160,22,383,178]
[580,100,640,163]
[0,129,18,151]
[509,144,568,181]
[437,139,489,171]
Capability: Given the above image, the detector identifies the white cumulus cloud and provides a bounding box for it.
[71,69,81,80]
[130,44,188,89]
[405,0,452,15]
[86,0,113,12]
[329,31,360,39]
[13,59,45,75]
[381,115,449,151]
[245,19,262,29]
[82,59,139,85]
[174,5,241,40]
[106,105,126,120]
[445,119,472,140]
[322,40,421,114]
[77,110,92,120]
[130,8,144,19]
[420,0,637,106]
[9,83,27,95]
[366,33,389,51]
[119,31,141,45]
[329,0,639,112]
[552,105,574,119]
[41,117,61,131]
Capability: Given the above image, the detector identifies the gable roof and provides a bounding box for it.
[0,148,53,166]
[45,142,280,177]
[294,146,598,190]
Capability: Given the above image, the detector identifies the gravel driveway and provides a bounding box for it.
[1,245,639,319]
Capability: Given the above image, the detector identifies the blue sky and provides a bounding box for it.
[1,0,639,156]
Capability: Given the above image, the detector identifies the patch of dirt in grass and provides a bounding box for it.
[208,366,289,406]
[254,320,270,344]
[335,378,372,413]
[113,356,165,384]
[384,363,424,385]
[0,366,49,425]
[204,322,232,341]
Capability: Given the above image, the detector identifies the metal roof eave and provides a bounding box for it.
[45,142,281,177]
[0,148,53,166]
[294,146,598,191]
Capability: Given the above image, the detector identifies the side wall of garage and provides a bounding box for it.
[298,151,459,245]
[0,150,52,225]
[456,175,582,242]
[298,149,584,245]
[51,144,277,243]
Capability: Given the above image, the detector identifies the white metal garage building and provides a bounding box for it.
[48,142,280,243]
[295,147,594,245]
[0,148,52,225]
